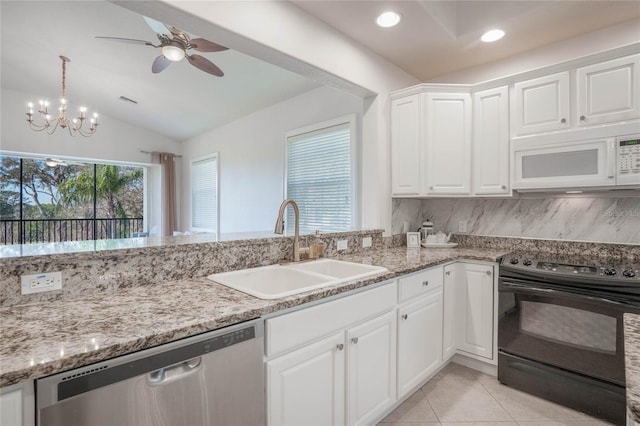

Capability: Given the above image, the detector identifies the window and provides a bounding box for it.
[0,154,144,245]
[286,115,357,234]
[191,154,218,233]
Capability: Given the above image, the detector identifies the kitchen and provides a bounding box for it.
[1,1,640,425]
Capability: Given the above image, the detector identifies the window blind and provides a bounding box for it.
[191,155,218,232]
[287,122,352,234]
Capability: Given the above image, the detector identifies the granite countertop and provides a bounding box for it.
[625,313,640,423]
[0,246,506,388]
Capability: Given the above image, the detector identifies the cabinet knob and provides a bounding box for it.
[422,280,429,287]
[486,270,492,276]
[402,314,408,320]
[580,115,586,121]
[501,185,506,189]
[429,186,434,190]
[561,118,566,123]
[446,271,451,276]
[351,337,359,344]
[336,343,344,351]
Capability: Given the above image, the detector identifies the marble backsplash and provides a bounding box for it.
[392,196,640,244]
[0,230,384,308]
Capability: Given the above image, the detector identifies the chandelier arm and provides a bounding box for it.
[46,120,61,136]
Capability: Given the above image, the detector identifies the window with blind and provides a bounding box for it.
[286,117,356,234]
[191,154,218,233]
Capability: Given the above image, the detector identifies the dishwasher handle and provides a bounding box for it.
[147,357,202,385]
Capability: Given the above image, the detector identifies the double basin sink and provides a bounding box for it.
[208,259,389,299]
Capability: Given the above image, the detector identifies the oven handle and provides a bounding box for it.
[499,280,634,309]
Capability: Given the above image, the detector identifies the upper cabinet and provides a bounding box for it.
[424,93,472,195]
[512,72,570,136]
[391,95,422,195]
[576,54,640,126]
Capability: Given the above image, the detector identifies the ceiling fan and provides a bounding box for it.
[96,16,228,77]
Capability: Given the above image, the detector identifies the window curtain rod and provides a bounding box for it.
[140,150,182,158]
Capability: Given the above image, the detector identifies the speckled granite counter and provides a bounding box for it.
[0,246,505,388]
[625,313,640,423]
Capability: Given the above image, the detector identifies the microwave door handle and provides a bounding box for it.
[606,138,615,178]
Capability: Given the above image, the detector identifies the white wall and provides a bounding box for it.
[180,86,363,233]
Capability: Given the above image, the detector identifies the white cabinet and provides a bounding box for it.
[266,282,397,426]
[396,266,444,399]
[346,311,396,426]
[268,332,346,426]
[512,72,570,136]
[442,264,458,361]
[577,54,640,126]
[457,263,495,360]
[424,93,472,195]
[0,382,34,426]
[472,86,510,195]
[391,95,422,195]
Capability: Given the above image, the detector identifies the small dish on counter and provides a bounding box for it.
[421,242,458,248]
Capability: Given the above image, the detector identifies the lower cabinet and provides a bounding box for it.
[443,262,495,362]
[397,290,443,399]
[0,381,34,426]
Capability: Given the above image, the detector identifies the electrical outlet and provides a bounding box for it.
[458,220,468,233]
[336,239,348,251]
[21,271,62,295]
[362,237,372,248]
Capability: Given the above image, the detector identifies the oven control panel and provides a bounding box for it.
[502,254,639,280]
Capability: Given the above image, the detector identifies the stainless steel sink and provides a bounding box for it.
[207,259,388,299]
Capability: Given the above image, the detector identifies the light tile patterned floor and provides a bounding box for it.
[378,362,614,426]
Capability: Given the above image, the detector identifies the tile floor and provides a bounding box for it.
[379,362,614,426]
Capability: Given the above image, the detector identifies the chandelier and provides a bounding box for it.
[26,55,99,137]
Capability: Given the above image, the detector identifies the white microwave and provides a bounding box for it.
[512,134,640,191]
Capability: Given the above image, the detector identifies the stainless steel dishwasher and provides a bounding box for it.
[36,319,264,426]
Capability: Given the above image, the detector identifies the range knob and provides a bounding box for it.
[523,259,532,266]
[623,269,636,278]
[509,258,519,265]
[603,267,617,276]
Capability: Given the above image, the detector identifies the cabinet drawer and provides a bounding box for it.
[398,266,443,303]
[266,281,397,357]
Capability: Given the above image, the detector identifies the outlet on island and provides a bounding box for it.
[336,239,348,251]
[21,271,62,295]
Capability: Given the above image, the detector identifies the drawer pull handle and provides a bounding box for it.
[351,337,359,344]
[336,344,344,351]
[402,314,408,320]
[422,281,429,287]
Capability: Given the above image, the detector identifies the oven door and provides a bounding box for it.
[498,279,630,385]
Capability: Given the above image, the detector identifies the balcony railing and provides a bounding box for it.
[0,218,144,245]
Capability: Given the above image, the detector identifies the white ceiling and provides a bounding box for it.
[0,1,319,141]
[292,0,640,81]
[2,1,638,144]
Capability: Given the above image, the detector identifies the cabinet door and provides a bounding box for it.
[458,264,494,360]
[472,86,510,195]
[391,95,422,195]
[268,332,345,426]
[442,264,458,361]
[397,290,443,399]
[577,54,640,126]
[513,72,570,136]
[424,93,472,195]
[346,311,396,426]
[0,381,34,426]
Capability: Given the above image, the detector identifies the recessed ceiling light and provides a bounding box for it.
[376,11,402,28]
[481,29,505,43]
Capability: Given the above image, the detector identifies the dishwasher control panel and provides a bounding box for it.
[203,325,255,352]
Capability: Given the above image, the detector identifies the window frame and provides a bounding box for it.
[283,114,360,233]
[190,152,219,235]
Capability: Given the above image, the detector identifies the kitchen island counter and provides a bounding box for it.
[1,246,505,387]
[625,313,640,424]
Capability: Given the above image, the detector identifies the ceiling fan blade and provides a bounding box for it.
[189,38,229,52]
[143,16,172,39]
[187,54,224,77]
[95,36,155,46]
[152,55,172,73]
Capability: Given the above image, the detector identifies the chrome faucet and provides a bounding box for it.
[274,198,301,262]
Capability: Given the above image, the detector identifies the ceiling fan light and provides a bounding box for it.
[481,29,505,43]
[376,11,401,28]
[162,44,185,62]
